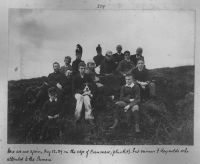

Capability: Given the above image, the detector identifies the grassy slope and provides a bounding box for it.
[8,65,194,145]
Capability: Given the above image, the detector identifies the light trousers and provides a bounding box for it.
[74,93,94,120]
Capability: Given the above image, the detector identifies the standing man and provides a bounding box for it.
[73,62,96,125]
[112,45,124,68]
[130,47,144,66]
[116,51,136,76]
[60,56,72,75]
[93,44,105,67]
[100,50,116,75]
[110,74,141,132]
[72,44,85,75]
[132,58,156,100]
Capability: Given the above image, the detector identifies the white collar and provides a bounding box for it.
[125,83,134,88]
[138,67,144,71]
[49,98,57,102]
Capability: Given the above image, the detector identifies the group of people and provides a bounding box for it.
[37,44,156,139]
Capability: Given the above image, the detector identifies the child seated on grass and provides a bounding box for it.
[40,87,64,141]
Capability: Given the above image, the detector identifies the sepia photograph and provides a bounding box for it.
[7,9,194,145]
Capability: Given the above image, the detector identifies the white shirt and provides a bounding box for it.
[125,82,135,88]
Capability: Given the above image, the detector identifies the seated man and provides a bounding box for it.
[130,47,144,66]
[86,60,103,88]
[100,50,116,75]
[60,56,72,74]
[73,62,96,125]
[110,74,141,132]
[40,87,64,140]
[72,44,85,75]
[93,44,105,67]
[116,50,136,76]
[30,62,65,105]
[131,58,156,100]
[47,62,66,98]
[112,45,124,68]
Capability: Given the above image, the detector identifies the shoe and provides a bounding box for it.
[88,119,95,126]
[109,120,118,129]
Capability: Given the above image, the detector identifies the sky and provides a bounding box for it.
[8,9,195,80]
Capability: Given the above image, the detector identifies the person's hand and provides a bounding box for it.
[82,91,90,96]
[56,83,62,90]
[48,116,53,120]
[94,76,100,82]
[130,98,134,102]
[96,82,103,88]
[124,105,130,112]
[44,82,48,86]
[54,114,59,118]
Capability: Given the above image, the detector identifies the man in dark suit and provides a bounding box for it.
[30,62,66,105]
[110,74,141,132]
[116,50,136,76]
[130,47,144,66]
[132,58,156,100]
[100,50,116,75]
[60,56,72,75]
[112,45,124,67]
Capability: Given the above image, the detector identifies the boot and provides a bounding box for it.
[110,119,118,129]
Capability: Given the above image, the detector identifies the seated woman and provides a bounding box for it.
[131,58,156,101]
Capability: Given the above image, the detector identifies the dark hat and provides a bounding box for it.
[96,44,102,51]
[136,47,143,53]
[124,50,130,55]
[76,44,83,54]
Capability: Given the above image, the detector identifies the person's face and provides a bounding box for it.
[124,53,130,60]
[137,60,144,69]
[97,49,102,55]
[117,47,122,53]
[136,49,143,55]
[125,76,133,85]
[53,63,60,72]
[105,55,112,61]
[64,58,70,65]
[49,93,57,100]
[88,63,95,70]
[76,53,82,60]
[85,67,90,74]
[79,66,85,74]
